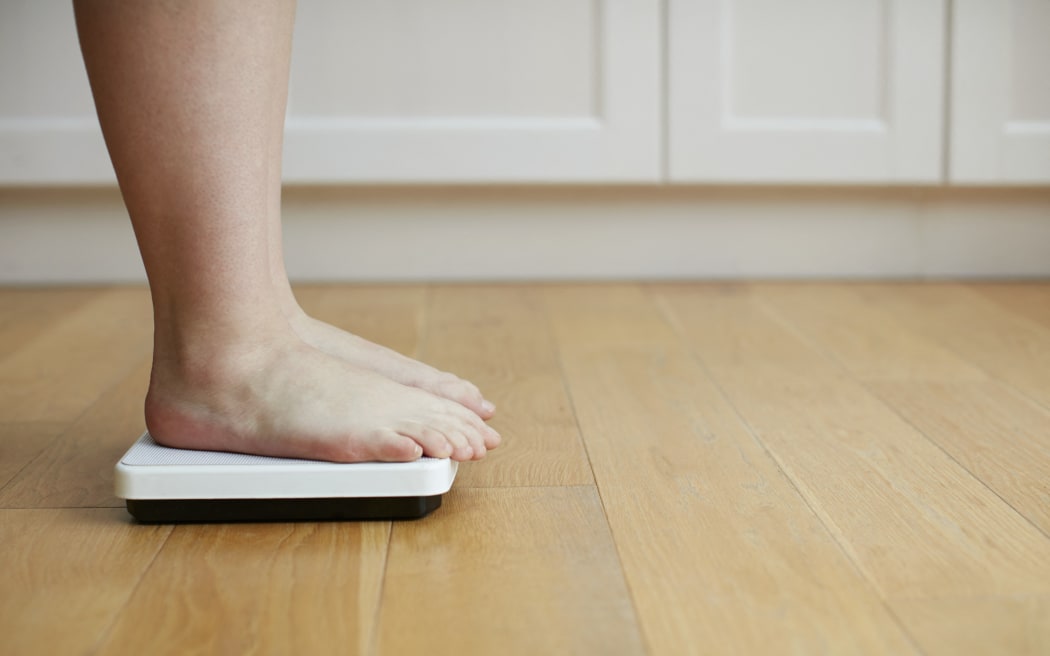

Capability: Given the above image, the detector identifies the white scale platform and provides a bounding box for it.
[115,433,457,523]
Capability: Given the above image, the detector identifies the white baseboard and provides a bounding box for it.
[1,186,1048,283]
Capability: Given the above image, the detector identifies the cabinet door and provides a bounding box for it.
[0,2,112,184]
[950,0,1050,184]
[0,1,660,185]
[283,0,661,183]
[668,0,945,183]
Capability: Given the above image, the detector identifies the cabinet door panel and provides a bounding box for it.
[283,0,661,183]
[669,0,945,183]
[0,1,660,185]
[950,0,1050,184]
[0,2,112,184]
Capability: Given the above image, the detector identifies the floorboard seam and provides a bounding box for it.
[365,522,393,656]
[85,519,175,655]
[0,424,70,499]
[894,284,1050,414]
[753,286,1050,543]
[544,285,655,656]
[0,353,150,506]
[651,285,929,655]
[747,285,1048,652]
[861,382,1050,543]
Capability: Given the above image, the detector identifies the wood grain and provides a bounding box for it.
[375,486,644,656]
[547,284,916,655]
[654,284,1050,599]
[423,285,593,487]
[0,508,170,656]
[5,282,1050,655]
[867,380,1050,537]
[752,283,987,382]
[972,283,1050,331]
[890,596,1050,656]
[751,284,1050,537]
[0,287,152,422]
[855,283,1050,410]
[97,521,390,656]
[0,358,150,508]
[0,287,99,361]
[0,421,67,492]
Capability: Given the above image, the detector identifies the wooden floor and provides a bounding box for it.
[2,283,1049,655]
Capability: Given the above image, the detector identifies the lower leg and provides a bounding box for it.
[74,0,498,461]
[76,0,290,363]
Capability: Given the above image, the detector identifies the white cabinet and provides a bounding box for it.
[2,1,1048,186]
[282,0,661,183]
[0,0,661,185]
[668,0,946,183]
[0,2,111,184]
[950,0,1050,184]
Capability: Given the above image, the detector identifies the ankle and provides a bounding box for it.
[271,279,306,322]
[150,321,297,393]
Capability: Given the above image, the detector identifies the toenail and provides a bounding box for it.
[482,400,496,413]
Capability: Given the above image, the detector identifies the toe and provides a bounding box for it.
[399,425,454,459]
[367,431,423,462]
[433,375,494,419]
[457,419,487,460]
[482,424,502,449]
[444,428,475,461]
[431,417,471,457]
[458,408,502,450]
[469,436,487,460]
[379,436,423,462]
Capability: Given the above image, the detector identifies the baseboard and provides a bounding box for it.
[1,185,1048,283]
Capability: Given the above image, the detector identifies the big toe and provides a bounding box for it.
[358,431,423,463]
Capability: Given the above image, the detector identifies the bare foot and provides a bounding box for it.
[288,313,497,421]
[145,333,501,463]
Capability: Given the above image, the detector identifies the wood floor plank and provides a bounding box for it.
[0,287,100,361]
[376,486,643,656]
[96,521,390,656]
[752,284,1050,537]
[655,284,1050,600]
[752,283,987,382]
[0,358,149,508]
[7,282,1050,656]
[423,285,593,487]
[889,596,1050,656]
[971,283,1050,331]
[0,508,170,656]
[0,421,67,491]
[854,284,1050,410]
[867,380,1050,537]
[0,287,152,423]
[546,285,917,655]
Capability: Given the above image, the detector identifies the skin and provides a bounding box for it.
[74,0,499,463]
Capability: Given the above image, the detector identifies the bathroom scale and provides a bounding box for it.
[115,433,456,523]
